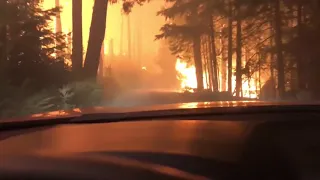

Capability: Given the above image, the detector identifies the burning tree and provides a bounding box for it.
[156,0,320,99]
[156,0,224,92]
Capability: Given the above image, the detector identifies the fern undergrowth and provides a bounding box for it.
[0,79,115,119]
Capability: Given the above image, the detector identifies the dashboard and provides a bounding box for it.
[1,112,320,179]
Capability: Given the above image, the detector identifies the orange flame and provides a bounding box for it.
[175,58,261,98]
[175,58,197,90]
[175,58,210,92]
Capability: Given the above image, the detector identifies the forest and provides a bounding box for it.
[156,0,320,99]
[0,0,319,118]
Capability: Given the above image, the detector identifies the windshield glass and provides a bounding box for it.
[0,0,319,119]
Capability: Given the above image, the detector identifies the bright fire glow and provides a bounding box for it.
[175,58,210,92]
[175,58,197,90]
[242,80,258,98]
[175,58,262,98]
[40,1,263,98]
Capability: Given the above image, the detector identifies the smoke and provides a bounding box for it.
[105,88,182,107]
[44,0,181,104]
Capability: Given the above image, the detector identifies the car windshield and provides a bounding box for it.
[0,0,319,119]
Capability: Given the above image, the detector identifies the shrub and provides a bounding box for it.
[0,78,118,119]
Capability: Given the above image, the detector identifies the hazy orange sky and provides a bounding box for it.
[42,0,166,59]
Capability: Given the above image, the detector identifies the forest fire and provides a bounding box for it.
[241,80,259,99]
[42,0,262,99]
[175,58,197,91]
[176,58,261,99]
[175,58,212,92]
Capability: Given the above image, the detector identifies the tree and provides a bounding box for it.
[83,0,108,79]
[156,0,320,99]
[83,0,150,79]
[273,0,285,98]
[227,0,233,94]
[156,0,224,91]
[72,0,83,78]
[156,18,206,91]
[235,1,243,97]
[0,0,70,90]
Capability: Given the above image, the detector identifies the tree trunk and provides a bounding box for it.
[202,37,210,89]
[193,35,204,91]
[274,0,285,98]
[227,0,233,94]
[72,0,83,78]
[221,27,227,92]
[55,0,62,32]
[269,20,276,99]
[206,36,213,91]
[83,0,108,79]
[209,16,219,92]
[235,18,242,97]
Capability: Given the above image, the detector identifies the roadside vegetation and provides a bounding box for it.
[0,1,118,118]
[1,0,319,118]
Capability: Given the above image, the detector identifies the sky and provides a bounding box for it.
[41,0,166,59]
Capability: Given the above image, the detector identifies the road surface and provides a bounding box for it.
[105,89,250,107]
